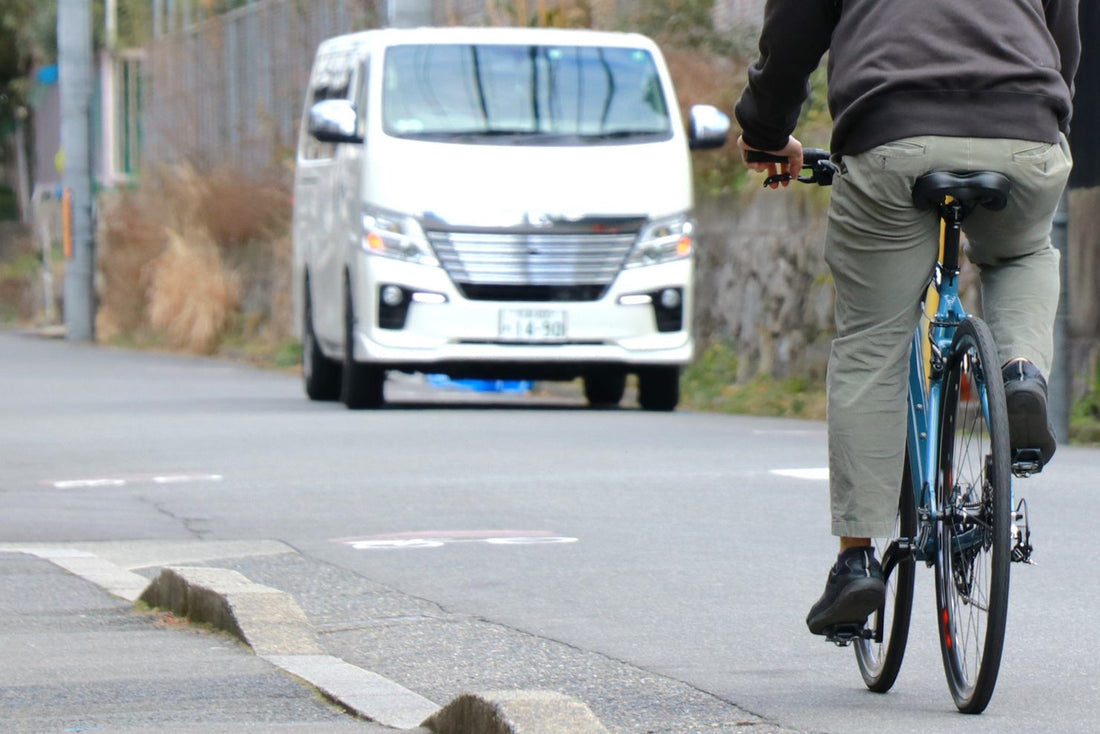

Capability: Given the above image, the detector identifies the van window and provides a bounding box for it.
[381,43,671,144]
[301,50,356,161]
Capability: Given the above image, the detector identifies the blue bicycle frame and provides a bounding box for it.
[904,239,1000,566]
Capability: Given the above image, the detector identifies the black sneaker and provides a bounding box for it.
[1003,359,1056,469]
[806,547,885,636]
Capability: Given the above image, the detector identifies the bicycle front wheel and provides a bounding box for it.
[855,448,916,692]
[934,316,1012,714]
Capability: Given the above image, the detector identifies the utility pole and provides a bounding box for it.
[59,0,96,341]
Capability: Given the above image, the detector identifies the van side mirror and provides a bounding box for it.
[687,105,730,151]
[308,99,362,144]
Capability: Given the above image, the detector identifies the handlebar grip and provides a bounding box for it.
[744,150,789,164]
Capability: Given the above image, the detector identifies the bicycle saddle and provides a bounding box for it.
[912,171,1012,212]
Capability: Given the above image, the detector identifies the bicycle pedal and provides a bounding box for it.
[824,623,870,647]
[1011,448,1043,478]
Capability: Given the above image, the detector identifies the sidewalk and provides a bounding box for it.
[0,547,614,734]
[0,550,403,733]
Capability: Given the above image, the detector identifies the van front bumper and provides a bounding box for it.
[349,256,694,375]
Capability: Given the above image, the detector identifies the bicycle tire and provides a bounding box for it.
[855,448,917,692]
[934,316,1012,714]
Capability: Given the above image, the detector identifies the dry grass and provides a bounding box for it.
[146,228,239,353]
[96,163,292,354]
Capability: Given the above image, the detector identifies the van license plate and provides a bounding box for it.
[499,308,567,342]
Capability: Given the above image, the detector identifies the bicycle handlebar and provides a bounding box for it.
[745,147,836,187]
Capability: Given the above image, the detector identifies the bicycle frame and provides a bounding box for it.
[896,200,997,568]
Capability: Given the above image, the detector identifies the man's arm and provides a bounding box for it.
[733,0,839,151]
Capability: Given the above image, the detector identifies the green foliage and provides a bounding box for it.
[114,0,153,48]
[0,252,39,280]
[1070,363,1100,446]
[681,340,740,404]
[0,0,39,136]
[274,340,302,369]
[693,150,751,197]
[0,184,17,220]
[681,340,827,419]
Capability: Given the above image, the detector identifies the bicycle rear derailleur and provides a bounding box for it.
[1012,498,1034,564]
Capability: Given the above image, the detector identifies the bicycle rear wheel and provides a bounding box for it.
[855,448,917,692]
[934,316,1012,714]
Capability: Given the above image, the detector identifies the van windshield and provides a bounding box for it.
[382,43,672,144]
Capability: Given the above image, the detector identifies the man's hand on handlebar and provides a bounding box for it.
[737,135,804,189]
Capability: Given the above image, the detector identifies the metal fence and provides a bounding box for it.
[143,0,363,175]
[139,0,766,176]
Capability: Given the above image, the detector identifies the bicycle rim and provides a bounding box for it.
[855,448,916,692]
[934,316,1012,714]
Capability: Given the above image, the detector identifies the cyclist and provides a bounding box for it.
[733,0,1079,636]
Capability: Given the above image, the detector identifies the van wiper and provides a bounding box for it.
[580,130,667,142]
[430,129,573,144]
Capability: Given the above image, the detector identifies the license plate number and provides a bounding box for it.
[499,308,567,342]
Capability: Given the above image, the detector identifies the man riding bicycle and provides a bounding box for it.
[733,0,1079,636]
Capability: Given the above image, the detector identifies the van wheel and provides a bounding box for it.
[302,281,341,401]
[637,366,680,412]
[584,370,626,407]
[341,286,385,409]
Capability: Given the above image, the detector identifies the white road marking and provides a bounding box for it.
[49,473,224,489]
[152,474,224,484]
[771,468,830,481]
[337,530,579,550]
[53,478,127,489]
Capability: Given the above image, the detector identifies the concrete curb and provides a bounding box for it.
[18,546,150,601]
[138,564,608,734]
[139,566,325,656]
[423,690,610,734]
[139,566,436,729]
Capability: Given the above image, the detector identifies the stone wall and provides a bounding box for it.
[693,186,833,383]
[693,186,1100,395]
[1069,187,1100,392]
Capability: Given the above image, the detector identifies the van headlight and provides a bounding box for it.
[361,208,439,266]
[624,215,694,268]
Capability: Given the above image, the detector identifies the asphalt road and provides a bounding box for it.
[2,329,1098,733]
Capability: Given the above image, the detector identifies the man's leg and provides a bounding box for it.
[809,139,940,634]
[962,135,1071,467]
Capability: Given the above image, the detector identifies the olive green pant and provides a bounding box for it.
[825,135,1072,538]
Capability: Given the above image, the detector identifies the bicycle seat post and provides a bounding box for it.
[939,199,965,280]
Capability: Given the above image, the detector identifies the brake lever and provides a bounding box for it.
[762,161,838,188]
[762,172,793,187]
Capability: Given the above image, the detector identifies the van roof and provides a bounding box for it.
[315,26,660,55]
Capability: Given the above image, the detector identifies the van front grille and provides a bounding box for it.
[426,229,638,302]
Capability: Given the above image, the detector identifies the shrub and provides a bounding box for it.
[96,163,291,353]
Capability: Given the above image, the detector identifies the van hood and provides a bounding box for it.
[364,138,693,229]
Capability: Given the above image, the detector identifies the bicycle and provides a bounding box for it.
[748,148,1036,714]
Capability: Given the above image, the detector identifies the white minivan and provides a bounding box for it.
[292,26,728,410]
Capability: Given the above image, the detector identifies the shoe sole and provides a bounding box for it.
[806,579,886,635]
[1005,381,1056,464]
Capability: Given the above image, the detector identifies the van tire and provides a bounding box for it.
[637,366,679,412]
[584,370,626,407]
[303,281,342,401]
[341,285,385,409]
